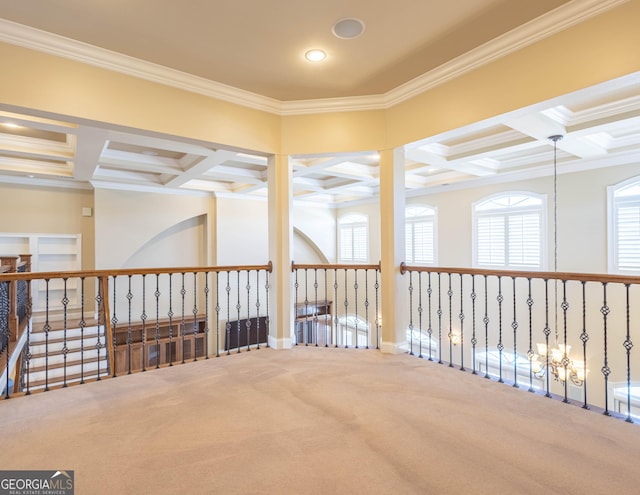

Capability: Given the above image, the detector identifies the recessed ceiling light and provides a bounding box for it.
[305,49,326,62]
[332,18,365,39]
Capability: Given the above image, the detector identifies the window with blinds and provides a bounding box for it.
[473,193,545,270]
[339,213,369,263]
[610,180,640,273]
[405,205,436,265]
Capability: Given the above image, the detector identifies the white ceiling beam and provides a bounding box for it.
[74,126,109,181]
[405,148,495,177]
[165,149,237,187]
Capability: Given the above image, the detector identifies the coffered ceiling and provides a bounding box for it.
[0,0,637,206]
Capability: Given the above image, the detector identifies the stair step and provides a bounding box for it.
[30,346,105,361]
[29,336,105,356]
[29,326,103,344]
[26,360,109,384]
[27,355,103,373]
[27,372,109,391]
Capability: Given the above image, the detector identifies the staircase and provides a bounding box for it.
[25,321,110,391]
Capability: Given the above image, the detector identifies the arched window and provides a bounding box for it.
[473,192,545,269]
[609,177,640,273]
[405,205,436,265]
[338,213,368,263]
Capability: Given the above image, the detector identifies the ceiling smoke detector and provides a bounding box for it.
[332,18,365,39]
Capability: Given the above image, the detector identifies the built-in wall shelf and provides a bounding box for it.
[0,232,82,313]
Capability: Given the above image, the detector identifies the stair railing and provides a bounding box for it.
[0,262,272,398]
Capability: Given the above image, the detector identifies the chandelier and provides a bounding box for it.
[533,343,587,386]
[532,135,588,388]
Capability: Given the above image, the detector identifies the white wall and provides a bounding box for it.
[293,205,336,262]
[94,189,212,269]
[215,196,268,265]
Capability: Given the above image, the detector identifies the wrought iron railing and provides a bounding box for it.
[0,262,271,398]
[291,263,381,349]
[401,263,640,423]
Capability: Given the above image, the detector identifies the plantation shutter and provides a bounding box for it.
[411,220,434,264]
[617,203,640,271]
[477,216,505,266]
[508,213,541,267]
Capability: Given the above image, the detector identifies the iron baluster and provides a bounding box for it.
[427,272,433,361]
[497,276,504,383]
[354,269,359,349]
[250,271,259,350]
[154,274,161,369]
[375,269,380,350]
[470,275,477,374]
[294,268,299,346]
[333,269,339,348]
[2,280,9,398]
[181,272,187,364]
[313,269,319,347]
[560,280,570,403]
[304,269,309,346]
[459,274,465,372]
[140,275,147,371]
[193,272,199,360]
[324,269,330,347]
[44,279,50,392]
[225,272,231,355]
[62,278,69,387]
[215,272,221,357]
[205,272,210,358]
[265,269,270,348]
[364,269,370,349]
[168,274,174,365]
[447,273,453,367]
[127,275,134,374]
[437,272,443,364]
[601,282,611,415]
[483,275,489,379]
[246,270,251,352]
[79,277,87,385]
[526,278,534,393]
[111,276,118,377]
[234,271,241,353]
[512,277,518,388]
[343,269,348,348]
[409,271,416,354]
[543,279,551,397]
[95,279,104,381]
[418,272,424,358]
[580,281,589,409]
[624,284,634,422]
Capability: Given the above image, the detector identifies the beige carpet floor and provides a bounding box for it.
[1,347,640,494]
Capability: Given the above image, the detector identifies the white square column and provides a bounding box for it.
[267,153,294,349]
[379,146,407,353]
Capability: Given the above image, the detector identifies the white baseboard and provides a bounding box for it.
[380,340,407,355]
[268,334,292,350]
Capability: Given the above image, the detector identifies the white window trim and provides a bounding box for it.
[405,204,438,265]
[472,192,547,270]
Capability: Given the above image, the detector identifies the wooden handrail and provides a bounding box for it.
[0,262,273,283]
[292,262,381,271]
[400,262,640,285]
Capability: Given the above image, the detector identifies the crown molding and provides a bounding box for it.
[0,0,628,116]
[382,0,630,109]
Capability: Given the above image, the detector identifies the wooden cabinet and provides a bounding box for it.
[113,316,206,374]
[295,300,332,346]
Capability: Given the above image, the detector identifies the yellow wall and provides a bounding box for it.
[386,0,640,147]
[0,43,280,154]
[1,1,639,156]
